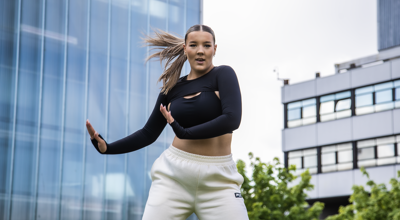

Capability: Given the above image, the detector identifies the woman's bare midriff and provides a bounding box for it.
[172,133,232,156]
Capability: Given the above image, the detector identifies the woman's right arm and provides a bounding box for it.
[88,93,168,154]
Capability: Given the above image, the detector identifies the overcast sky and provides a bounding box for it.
[203,0,378,167]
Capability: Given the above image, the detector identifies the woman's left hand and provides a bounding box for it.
[160,103,175,124]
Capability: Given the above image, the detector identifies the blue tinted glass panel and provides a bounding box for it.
[335,91,351,100]
[302,98,316,106]
[394,80,400,87]
[288,109,301,120]
[11,0,43,218]
[320,94,335,103]
[288,101,301,109]
[36,0,65,216]
[0,0,18,215]
[336,99,351,111]
[375,89,393,103]
[396,88,400,100]
[374,82,393,91]
[356,93,373,107]
[84,0,109,218]
[355,86,373,95]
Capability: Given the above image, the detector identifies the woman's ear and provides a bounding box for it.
[183,44,186,55]
[214,44,217,56]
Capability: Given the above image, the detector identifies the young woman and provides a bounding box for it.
[86,24,249,220]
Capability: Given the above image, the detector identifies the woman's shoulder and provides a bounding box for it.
[213,65,237,79]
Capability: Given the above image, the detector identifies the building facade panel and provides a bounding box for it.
[282,125,317,151]
[282,80,316,103]
[353,166,396,190]
[316,72,351,96]
[317,171,353,198]
[351,62,391,88]
[392,58,400,79]
[352,111,394,140]
[317,118,352,146]
[393,109,400,134]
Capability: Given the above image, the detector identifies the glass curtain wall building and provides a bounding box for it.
[0,0,201,219]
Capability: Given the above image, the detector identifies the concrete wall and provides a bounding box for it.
[305,165,399,199]
[282,58,400,103]
[282,109,399,151]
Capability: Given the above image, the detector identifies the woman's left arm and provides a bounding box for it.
[168,66,242,139]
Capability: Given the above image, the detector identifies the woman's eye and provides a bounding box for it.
[190,44,196,47]
[205,45,211,48]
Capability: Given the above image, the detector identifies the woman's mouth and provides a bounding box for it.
[195,58,205,64]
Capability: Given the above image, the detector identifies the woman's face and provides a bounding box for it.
[184,31,217,74]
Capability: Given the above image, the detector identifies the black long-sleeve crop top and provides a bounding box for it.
[91,65,242,154]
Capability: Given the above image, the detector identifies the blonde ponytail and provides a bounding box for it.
[143,29,186,95]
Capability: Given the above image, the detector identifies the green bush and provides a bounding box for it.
[237,153,324,220]
[326,168,400,220]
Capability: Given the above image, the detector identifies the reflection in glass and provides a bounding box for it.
[356,106,374,115]
[375,102,394,112]
[336,109,351,119]
[356,93,373,107]
[304,155,317,168]
[335,91,351,99]
[337,163,353,171]
[322,165,337,173]
[288,119,302,128]
[374,82,393,91]
[377,144,394,158]
[302,117,316,125]
[288,108,301,120]
[302,98,316,106]
[356,86,373,95]
[320,113,335,122]
[338,150,352,163]
[358,159,376,167]
[375,90,392,103]
[322,152,335,165]
[288,101,301,109]
[302,105,316,118]
[377,157,396,165]
[320,101,334,114]
[358,147,375,160]
[336,99,351,111]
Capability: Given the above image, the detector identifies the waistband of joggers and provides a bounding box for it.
[166,145,234,165]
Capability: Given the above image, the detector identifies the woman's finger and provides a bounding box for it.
[86,119,95,138]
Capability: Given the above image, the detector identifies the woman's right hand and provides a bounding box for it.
[86,119,107,153]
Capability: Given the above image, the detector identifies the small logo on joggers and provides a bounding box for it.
[234,193,242,198]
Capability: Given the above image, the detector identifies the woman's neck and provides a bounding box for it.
[187,64,215,80]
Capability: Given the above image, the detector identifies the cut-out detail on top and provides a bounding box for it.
[214,91,220,99]
[183,92,202,99]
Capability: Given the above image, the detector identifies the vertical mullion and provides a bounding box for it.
[80,0,91,219]
[394,143,398,157]
[317,147,321,174]
[351,90,356,116]
[393,88,396,101]
[122,1,132,220]
[102,0,112,219]
[57,0,69,219]
[316,97,320,123]
[284,152,288,168]
[352,142,358,169]
[33,0,47,219]
[7,0,22,219]
[143,0,150,206]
